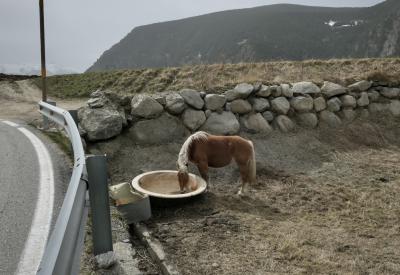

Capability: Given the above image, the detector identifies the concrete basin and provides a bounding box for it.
[131,170,207,199]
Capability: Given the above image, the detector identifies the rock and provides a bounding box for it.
[297,113,318,128]
[271,97,290,115]
[262,111,274,122]
[348,80,372,92]
[114,242,141,275]
[240,113,272,134]
[230,99,252,114]
[253,82,262,92]
[321,81,347,98]
[368,90,380,102]
[226,84,254,101]
[78,107,123,141]
[327,97,342,112]
[224,90,239,102]
[131,94,164,119]
[205,109,212,118]
[154,95,166,106]
[87,97,106,108]
[319,110,342,128]
[256,85,272,98]
[165,94,186,115]
[340,108,357,122]
[180,89,204,109]
[234,83,254,98]
[95,251,117,269]
[340,95,356,108]
[290,96,314,113]
[281,84,293,97]
[200,111,240,135]
[205,94,226,111]
[182,109,206,131]
[381,87,400,99]
[249,97,270,112]
[90,90,103,98]
[274,115,295,132]
[359,109,370,119]
[357,92,370,107]
[314,97,327,112]
[369,103,389,113]
[271,85,282,97]
[129,113,185,145]
[200,91,207,98]
[291,82,320,95]
[389,100,400,116]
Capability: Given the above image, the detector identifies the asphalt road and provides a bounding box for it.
[0,120,69,275]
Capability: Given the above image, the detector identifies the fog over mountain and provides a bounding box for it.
[88,0,400,72]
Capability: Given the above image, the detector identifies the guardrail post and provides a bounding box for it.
[86,155,113,255]
[68,110,79,126]
[43,100,56,130]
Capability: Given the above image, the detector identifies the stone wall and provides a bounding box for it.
[77,80,400,145]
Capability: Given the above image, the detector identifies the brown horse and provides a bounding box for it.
[177,131,256,195]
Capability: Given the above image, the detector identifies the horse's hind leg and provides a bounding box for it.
[237,162,250,196]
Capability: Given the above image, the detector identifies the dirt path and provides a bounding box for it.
[0,79,85,121]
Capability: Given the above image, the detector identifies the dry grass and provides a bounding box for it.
[35,58,400,98]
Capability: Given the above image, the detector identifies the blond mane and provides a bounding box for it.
[177,131,209,172]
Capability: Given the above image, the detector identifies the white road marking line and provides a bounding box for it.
[2,121,20,128]
[2,121,55,275]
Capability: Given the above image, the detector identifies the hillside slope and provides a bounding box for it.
[88,0,400,71]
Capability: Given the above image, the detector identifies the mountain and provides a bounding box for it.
[87,0,400,72]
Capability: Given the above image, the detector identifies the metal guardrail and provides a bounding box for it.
[37,101,88,275]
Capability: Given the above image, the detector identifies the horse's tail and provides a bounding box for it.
[247,141,256,184]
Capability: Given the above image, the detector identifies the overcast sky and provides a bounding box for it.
[0,0,385,72]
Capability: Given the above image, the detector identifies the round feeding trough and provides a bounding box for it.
[131,170,207,199]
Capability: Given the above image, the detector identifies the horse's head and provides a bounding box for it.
[177,164,189,193]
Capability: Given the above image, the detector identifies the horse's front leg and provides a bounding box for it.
[197,161,210,191]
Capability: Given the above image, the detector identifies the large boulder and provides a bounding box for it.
[357,92,370,107]
[319,110,342,128]
[348,80,372,92]
[78,107,123,141]
[369,103,389,113]
[327,97,342,112]
[200,111,240,135]
[321,81,347,98]
[225,83,254,101]
[297,113,318,128]
[249,97,270,112]
[129,113,185,145]
[262,111,274,122]
[271,97,290,115]
[204,94,226,111]
[340,95,357,108]
[281,84,293,98]
[274,115,295,133]
[291,82,320,95]
[340,108,357,122]
[290,96,314,113]
[230,99,252,114]
[182,109,206,131]
[180,89,204,109]
[165,93,186,115]
[314,97,327,112]
[389,100,400,117]
[131,94,164,119]
[256,85,272,98]
[240,113,272,134]
[381,87,400,99]
[368,90,380,102]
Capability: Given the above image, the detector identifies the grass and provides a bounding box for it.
[33,57,400,99]
[43,131,73,159]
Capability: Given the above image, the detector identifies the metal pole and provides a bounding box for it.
[39,0,47,102]
[86,155,113,255]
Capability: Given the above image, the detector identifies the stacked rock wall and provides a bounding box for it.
[77,80,400,145]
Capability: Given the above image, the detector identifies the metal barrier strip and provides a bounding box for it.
[37,101,87,275]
